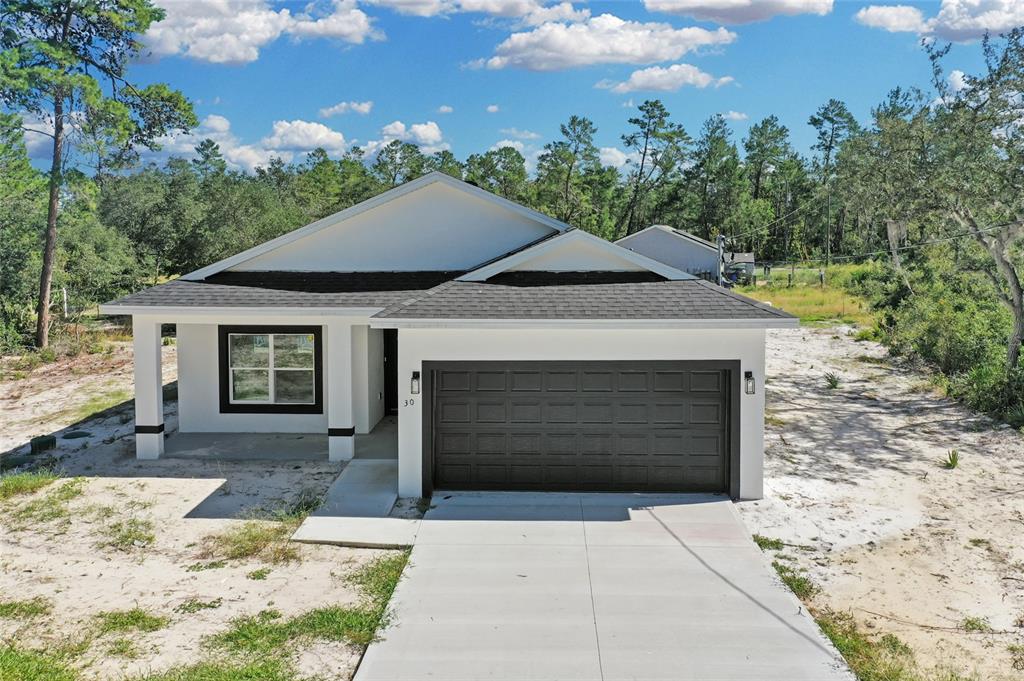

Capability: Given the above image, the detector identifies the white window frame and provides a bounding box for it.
[228,332,316,405]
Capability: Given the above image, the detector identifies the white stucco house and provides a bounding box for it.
[616,224,721,281]
[101,172,796,500]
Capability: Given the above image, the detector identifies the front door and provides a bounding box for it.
[384,329,398,414]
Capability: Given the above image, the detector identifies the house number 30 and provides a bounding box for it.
[403,399,415,407]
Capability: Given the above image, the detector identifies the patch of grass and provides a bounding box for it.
[824,371,841,389]
[0,645,77,681]
[752,534,785,551]
[0,470,60,500]
[736,284,874,327]
[967,538,990,548]
[200,520,298,564]
[128,658,295,681]
[246,568,271,581]
[175,598,222,615]
[943,449,960,469]
[0,597,51,620]
[186,560,228,572]
[959,616,992,633]
[764,412,786,427]
[1008,644,1024,672]
[98,517,155,550]
[95,608,169,635]
[210,550,410,654]
[105,638,141,659]
[815,608,919,681]
[64,388,132,423]
[9,478,86,526]
[772,560,819,600]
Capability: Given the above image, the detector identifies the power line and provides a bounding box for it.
[725,192,830,242]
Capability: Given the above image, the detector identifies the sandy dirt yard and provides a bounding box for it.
[0,346,392,680]
[739,327,1024,681]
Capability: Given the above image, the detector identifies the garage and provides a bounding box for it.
[424,360,739,495]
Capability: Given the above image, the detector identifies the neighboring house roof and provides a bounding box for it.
[726,252,756,265]
[374,273,795,323]
[102,271,458,311]
[616,225,719,254]
[459,229,693,282]
[182,171,571,281]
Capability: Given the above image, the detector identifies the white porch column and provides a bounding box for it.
[326,320,354,461]
[132,317,164,459]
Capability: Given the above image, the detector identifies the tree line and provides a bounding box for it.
[2,2,1023,422]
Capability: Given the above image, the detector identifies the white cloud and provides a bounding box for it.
[364,119,449,155]
[261,119,348,153]
[855,0,1024,42]
[598,63,733,93]
[723,110,748,121]
[143,0,381,65]
[499,127,541,139]
[319,100,374,117]
[367,0,588,24]
[490,138,525,152]
[853,5,926,33]
[486,104,500,112]
[438,104,454,113]
[599,146,636,168]
[151,115,281,171]
[948,69,968,92]
[480,14,736,71]
[644,0,832,24]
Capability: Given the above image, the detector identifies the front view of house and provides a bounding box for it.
[101,172,796,500]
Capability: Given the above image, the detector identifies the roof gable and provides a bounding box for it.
[458,230,693,282]
[183,172,569,280]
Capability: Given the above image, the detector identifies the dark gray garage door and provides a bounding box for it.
[427,361,733,493]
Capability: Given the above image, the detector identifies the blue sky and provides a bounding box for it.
[102,0,1020,171]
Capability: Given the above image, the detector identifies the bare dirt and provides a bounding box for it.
[738,326,1024,680]
[0,345,384,680]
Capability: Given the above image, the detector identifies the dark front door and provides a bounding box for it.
[427,361,733,494]
[384,329,398,414]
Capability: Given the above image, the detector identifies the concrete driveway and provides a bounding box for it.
[355,493,852,681]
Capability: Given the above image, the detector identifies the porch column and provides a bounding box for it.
[133,317,164,459]
[326,320,354,461]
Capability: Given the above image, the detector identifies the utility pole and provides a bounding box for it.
[826,187,832,267]
[716,233,726,287]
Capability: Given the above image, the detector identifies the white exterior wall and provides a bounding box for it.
[619,229,719,277]
[395,327,767,500]
[232,183,555,272]
[353,326,385,433]
[507,238,645,272]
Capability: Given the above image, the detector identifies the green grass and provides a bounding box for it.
[958,616,992,633]
[174,598,222,615]
[200,520,299,564]
[752,534,785,551]
[210,550,410,654]
[246,568,271,581]
[105,638,141,659]
[0,470,60,500]
[95,608,169,635]
[128,658,295,681]
[98,517,155,550]
[772,560,819,600]
[63,388,132,423]
[943,450,961,470]
[0,597,51,619]
[8,478,86,526]
[824,371,841,389]
[737,283,875,327]
[0,645,76,681]
[186,560,228,572]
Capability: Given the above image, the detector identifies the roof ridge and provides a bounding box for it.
[372,278,461,318]
[691,279,794,319]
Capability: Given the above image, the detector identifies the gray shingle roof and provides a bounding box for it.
[374,277,795,321]
[103,271,459,309]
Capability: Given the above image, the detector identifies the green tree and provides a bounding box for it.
[0,0,195,347]
[618,100,689,236]
[425,149,463,178]
[372,140,425,188]
[465,147,527,201]
[743,115,790,201]
[536,115,599,224]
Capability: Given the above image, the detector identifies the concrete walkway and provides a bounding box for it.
[355,492,852,681]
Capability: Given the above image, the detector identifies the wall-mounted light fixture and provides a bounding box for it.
[411,371,420,395]
[744,371,755,395]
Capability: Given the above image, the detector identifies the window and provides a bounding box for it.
[218,326,322,414]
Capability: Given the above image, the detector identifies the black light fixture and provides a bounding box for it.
[411,371,420,395]
[744,371,755,395]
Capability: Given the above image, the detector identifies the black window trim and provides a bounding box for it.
[218,325,324,414]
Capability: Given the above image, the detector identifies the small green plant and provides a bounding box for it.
[185,560,227,572]
[106,637,141,659]
[174,598,222,615]
[943,449,961,469]
[0,644,76,681]
[1008,644,1024,671]
[824,371,841,389]
[772,561,819,600]
[0,597,51,619]
[967,538,990,548]
[99,517,155,550]
[247,568,271,581]
[959,616,993,633]
[95,608,169,635]
[752,534,785,551]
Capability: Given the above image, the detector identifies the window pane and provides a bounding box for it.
[275,370,315,403]
[232,369,270,401]
[273,334,315,369]
[230,334,270,368]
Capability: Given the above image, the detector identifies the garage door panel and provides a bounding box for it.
[431,361,730,493]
